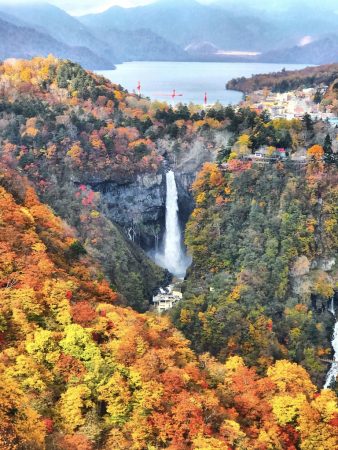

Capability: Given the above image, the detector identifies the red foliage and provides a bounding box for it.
[277,424,300,450]
[81,190,95,207]
[71,301,97,325]
[329,414,338,427]
[56,434,93,450]
[56,354,86,381]
[42,418,54,434]
[227,159,253,173]
[267,319,273,331]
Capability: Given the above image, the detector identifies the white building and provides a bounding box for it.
[153,285,183,313]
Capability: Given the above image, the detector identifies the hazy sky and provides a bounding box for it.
[0,0,335,16]
[0,0,215,16]
[0,0,158,15]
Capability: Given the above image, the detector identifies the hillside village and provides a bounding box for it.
[243,87,338,124]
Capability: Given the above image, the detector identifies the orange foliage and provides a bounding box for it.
[307,145,324,160]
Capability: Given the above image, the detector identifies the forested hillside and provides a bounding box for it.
[226,63,338,93]
[0,56,337,449]
[173,158,338,386]
[0,157,337,450]
[0,56,335,309]
[0,56,264,309]
[0,56,170,310]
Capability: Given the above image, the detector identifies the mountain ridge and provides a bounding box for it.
[0,17,113,69]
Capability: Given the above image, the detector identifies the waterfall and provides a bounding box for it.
[324,297,338,389]
[155,170,190,278]
[328,296,335,316]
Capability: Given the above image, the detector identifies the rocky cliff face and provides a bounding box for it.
[91,138,219,255]
[92,172,166,251]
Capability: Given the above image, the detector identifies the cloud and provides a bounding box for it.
[299,35,314,47]
[0,0,156,16]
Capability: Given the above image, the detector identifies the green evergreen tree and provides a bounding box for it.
[323,134,335,164]
[302,113,314,132]
[313,90,322,104]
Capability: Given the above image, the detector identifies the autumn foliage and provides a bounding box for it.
[0,57,337,449]
[0,160,337,449]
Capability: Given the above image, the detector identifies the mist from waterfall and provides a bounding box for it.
[324,297,338,389]
[155,170,191,278]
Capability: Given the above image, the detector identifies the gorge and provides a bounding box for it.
[0,56,337,449]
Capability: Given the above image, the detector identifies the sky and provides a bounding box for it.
[0,0,336,16]
[0,0,157,15]
[0,0,214,16]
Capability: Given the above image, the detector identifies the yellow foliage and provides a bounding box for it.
[226,285,242,303]
[298,390,338,450]
[180,308,192,324]
[324,218,337,232]
[224,355,245,372]
[58,384,93,433]
[313,271,334,299]
[0,364,46,448]
[234,134,251,156]
[192,434,227,449]
[271,393,307,425]
[98,372,132,425]
[220,419,247,447]
[196,191,207,204]
[267,360,316,397]
[31,242,47,252]
[67,142,83,160]
[228,151,238,161]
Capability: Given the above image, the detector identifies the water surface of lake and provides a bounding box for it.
[98,61,309,105]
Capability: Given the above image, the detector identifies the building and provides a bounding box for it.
[153,285,183,313]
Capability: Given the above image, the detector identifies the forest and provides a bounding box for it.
[173,160,338,384]
[226,63,338,95]
[0,56,337,449]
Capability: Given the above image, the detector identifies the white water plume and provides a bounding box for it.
[155,170,191,278]
[324,297,338,389]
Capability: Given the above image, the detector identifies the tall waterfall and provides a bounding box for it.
[155,170,190,278]
[324,298,338,389]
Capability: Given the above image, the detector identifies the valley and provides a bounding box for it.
[0,54,337,448]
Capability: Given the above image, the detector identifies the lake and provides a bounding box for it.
[97,61,309,106]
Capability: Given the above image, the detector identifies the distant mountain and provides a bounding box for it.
[0,18,113,70]
[2,0,338,66]
[260,36,338,65]
[211,0,338,52]
[0,1,188,66]
[94,28,187,62]
[185,41,220,57]
[80,0,275,52]
[0,2,116,63]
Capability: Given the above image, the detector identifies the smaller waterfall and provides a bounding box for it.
[155,170,191,278]
[328,296,335,316]
[324,297,338,389]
